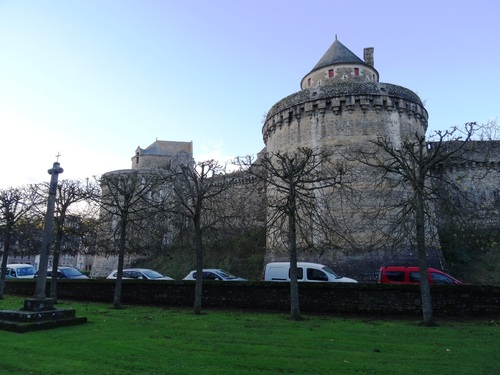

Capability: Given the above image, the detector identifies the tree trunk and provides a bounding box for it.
[288,200,301,320]
[113,218,127,309]
[0,227,11,299]
[415,189,436,326]
[193,213,204,315]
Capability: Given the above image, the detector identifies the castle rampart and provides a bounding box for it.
[263,82,428,150]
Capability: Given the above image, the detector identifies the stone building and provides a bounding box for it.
[90,139,195,278]
[261,37,440,279]
[90,38,499,281]
[90,139,265,278]
[132,140,193,170]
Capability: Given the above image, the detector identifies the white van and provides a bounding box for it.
[5,264,36,279]
[263,262,357,283]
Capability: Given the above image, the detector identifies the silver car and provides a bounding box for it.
[107,268,173,280]
[183,269,246,281]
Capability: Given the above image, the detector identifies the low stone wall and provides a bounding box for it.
[5,280,499,317]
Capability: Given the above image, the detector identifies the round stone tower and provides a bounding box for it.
[263,37,428,153]
[262,37,437,280]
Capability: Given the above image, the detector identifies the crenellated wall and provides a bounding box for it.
[263,82,428,150]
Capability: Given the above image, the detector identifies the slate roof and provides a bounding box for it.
[137,140,192,156]
[311,37,364,72]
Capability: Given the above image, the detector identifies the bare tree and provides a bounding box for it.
[97,170,164,309]
[238,148,346,320]
[169,159,236,315]
[0,185,41,298]
[352,122,478,326]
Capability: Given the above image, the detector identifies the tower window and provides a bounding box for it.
[307,77,311,86]
[354,68,359,76]
[328,69,334,78]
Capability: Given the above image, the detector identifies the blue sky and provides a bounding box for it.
[1,0,499,188]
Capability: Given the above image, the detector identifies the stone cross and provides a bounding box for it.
[33,160,64,299]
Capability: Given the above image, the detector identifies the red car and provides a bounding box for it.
[378,266,463,285]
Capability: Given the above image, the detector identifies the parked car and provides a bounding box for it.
[35,267,89,279]
[378,266,463,285]
[4,264,36,279]
[183,269,246,281]
[106,268,173,280]
[263,262,357,283]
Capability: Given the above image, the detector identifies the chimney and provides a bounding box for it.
[364,47,374,67]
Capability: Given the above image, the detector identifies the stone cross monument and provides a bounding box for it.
[34,159,64,299]
[0,157,87,332]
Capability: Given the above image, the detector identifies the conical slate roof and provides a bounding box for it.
[311,37,364,72]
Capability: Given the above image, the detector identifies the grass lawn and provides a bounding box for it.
[0,295,498,375]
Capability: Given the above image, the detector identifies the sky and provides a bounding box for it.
[1,0,499,189]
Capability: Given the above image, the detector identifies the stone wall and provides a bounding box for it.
[6,280,499,317]
[432,141,500,209]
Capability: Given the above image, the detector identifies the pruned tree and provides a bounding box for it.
[238,147,347,320]
[352,122,479,326]
[97,170,165,309]
[0,185,42,298]
[169,159,236,315]
[10,212,44,258]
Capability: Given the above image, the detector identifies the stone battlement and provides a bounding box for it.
[263,82,428,143]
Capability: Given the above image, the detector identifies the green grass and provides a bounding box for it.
[0,296,498,375]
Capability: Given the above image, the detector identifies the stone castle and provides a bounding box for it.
[261,36,434,279]
[91,37,500,280]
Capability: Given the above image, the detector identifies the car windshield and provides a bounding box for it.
[216,270,238,279]
[431,272,456,285]
[322,266,341,279]
[17,267,36,276]
[62,268,84,277]
[141,270,164,279]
